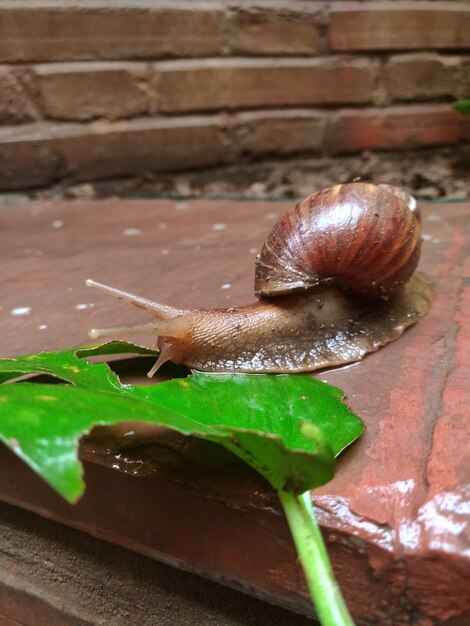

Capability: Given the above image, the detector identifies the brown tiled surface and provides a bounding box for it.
[0,197,469,625]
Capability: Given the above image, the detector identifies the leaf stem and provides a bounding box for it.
[278,490,355,626]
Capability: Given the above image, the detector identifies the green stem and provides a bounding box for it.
[278,489,355,626]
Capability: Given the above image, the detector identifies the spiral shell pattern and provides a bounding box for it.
[254,182,422,299]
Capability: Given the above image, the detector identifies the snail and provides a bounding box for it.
[85,182,432,377]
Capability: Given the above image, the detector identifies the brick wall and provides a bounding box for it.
[0,0,469,193]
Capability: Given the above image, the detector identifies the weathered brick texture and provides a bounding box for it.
[0,68,38,124]
[227,2,325,56]
[461,116,470,142]
[0,118,228,190]
[0,2,224,62]
[458,59,470,100]
[326,105,461,154]
[0,0,468,192]
[35,63,153,121]
[156,58,377,113]
[330,2,470,51]
[233,110,326,156]
[385,54,461,102]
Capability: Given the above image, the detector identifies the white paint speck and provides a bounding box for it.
[175,202,189,211]
[11,307,31,316]
[75,303,94,311]
[220,283,231,290]
[422,234,433,241]
[264,212,278,220]
[23,247,44,257]
[51,219,64,229]
[212,223,226,231]
[124,431,135,437]
[38,324,48,331]
[122,228,142,236]
[161,248,169,255]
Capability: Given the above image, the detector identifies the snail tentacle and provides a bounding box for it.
[85,279,181,320]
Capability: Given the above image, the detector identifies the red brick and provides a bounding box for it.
[460,115,470,142]
[0,1,224,62]
[156,58,377,113]
[330,2,470,51]
[0,67,38,124]
[325,105,461,154]
[35,63,152,121]
[233,110,325,156]
[227,2,325,56]
[456,59,470,100]
[0,117,227,191]
[385,54,461,102]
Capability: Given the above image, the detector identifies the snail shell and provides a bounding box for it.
[255,182,421,299]
[85,182,432,376]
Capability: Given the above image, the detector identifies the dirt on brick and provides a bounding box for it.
[62,146,470,202]
[2,146,468,205]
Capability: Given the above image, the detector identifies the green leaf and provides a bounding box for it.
[454,99,470,114]
[0,383,222,500]
[0,342,362,503]
[131,372,361,491]
[75,341,158,360]
[0,344,122,388]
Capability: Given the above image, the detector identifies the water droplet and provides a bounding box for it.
[51,220,64,229]
[212,223,226,231]
[11,307,31,316]
[38,324,48,330]
[159,222,167,229]
[122,228,142,236]
[249,247,258,254]
[75,303,94,311]
[221,283,231,290]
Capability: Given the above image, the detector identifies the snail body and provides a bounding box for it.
[86,183,432,377]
